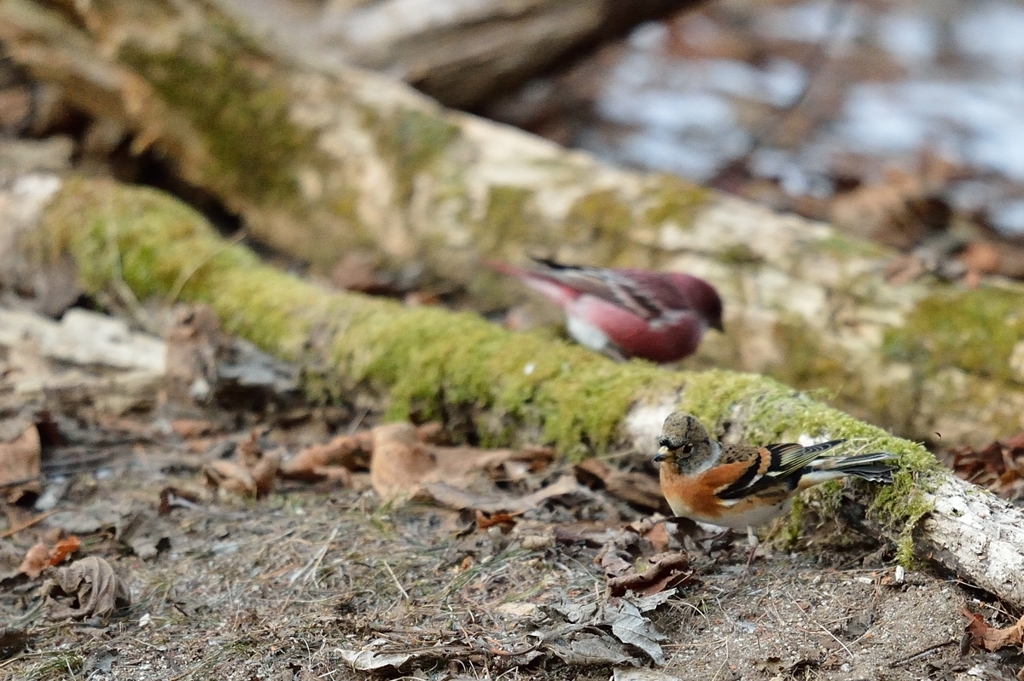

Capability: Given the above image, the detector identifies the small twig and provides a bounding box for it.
[1,510,56,538]
[792,599,855,660]
[165,231,246,306]
[887,639,957,668]
[289,526,339,586]
[383,560,409,600]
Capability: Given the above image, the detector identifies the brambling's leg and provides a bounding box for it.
[742,525,760,575]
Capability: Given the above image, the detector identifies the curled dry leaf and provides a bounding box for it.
[0,424,41,503]
[42,555,131,620]
[606,552,694,598]
[203,430,280,498]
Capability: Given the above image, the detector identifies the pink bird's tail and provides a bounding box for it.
[481,258,580,308]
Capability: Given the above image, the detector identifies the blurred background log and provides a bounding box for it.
[212,0,701,109]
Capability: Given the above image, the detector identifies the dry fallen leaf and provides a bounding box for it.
[575,459,668,512]
[203,430,280,498]
[0,424,41,503]
[945,432,1024,502]
[18,542,51,579]
[830,160,952,250]
[42,556,131,620]
[475,509,518,533]
[280,431,373,482]
[605,552,694,598]
[963,609,1024,680]
[423,474,590,513]
[370,422,436,498]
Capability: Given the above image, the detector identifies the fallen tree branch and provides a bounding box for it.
[5,173,1024,608]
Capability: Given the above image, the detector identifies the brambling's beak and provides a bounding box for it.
[652,446,668,463]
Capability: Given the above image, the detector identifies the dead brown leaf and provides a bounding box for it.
[575,459,668,512]
[964,609,1024,678]
[422,474,589,513]
[605,552,694,598]
[203,430,280,498]
[280,430,373,481]
[41,556,130,620]
[204,459,258,497]
[370,423,436,498]
[945,433,1024,502]
[475,509,518,533]
[0,424,41,503]
[18,542,50,579]
[169,418,216,439]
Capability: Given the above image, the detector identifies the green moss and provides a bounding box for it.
[118,34,321,208]
[816,232,891,259]
[718,243,764,266]
[564,190,635,265]
[883,286,1024,384]
[477,185,539,255]
[364,106,461,206]
[770,315,849,388]
[641,174,708,226]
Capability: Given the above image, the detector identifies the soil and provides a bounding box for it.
[2,412,1022,681]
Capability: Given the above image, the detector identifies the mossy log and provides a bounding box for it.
[2,0,1024,448]
[211,0,698,108]
[5,173,1024,609]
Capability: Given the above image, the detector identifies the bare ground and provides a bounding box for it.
[2,415,1022,681]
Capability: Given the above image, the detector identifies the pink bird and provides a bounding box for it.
[484,258,723,363]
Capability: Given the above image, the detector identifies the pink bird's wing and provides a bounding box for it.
[528,259,692,324]
[568,295,704,362]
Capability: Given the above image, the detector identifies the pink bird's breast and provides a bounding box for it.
[568,295,704,363]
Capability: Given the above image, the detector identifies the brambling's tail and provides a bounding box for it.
[811,451,898,484]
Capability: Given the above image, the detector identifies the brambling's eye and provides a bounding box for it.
[681,443,693,454]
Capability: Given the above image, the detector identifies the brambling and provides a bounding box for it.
[653,412,897,535]
[484,257,723,363]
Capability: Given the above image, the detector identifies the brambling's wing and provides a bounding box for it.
[716,440,845,500]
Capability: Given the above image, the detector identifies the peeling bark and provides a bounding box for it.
[4,172,1024,609]
[915,479,1024,606]
[1,0,1024,448]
